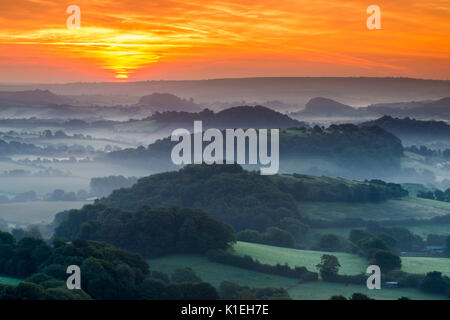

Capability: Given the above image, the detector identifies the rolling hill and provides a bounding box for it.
[97,164,407,231]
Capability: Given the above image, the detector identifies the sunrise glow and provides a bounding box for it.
[0,0,449,82]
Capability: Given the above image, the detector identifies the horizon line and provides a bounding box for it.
[1,76,450,86]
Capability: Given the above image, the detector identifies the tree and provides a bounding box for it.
[263,227,295,248]
[316,254,341,280]
[350,293,373,300]
[357,237,390,258]
[349,229,371,244]
[434,190,446,201]
[219,280,258,300]
[55,205,236,258]
[138,278,167,300]
[417,190,434,200]
[237,229,263,244]
[420,271,450,295]
[377,233,397,249]
[372,250,401,272]
[444,235,450,258]
[329,295,347,300]
[171,267,202,283]
[316,234,341,252]
[278,217,308,240]
[179,282,219,300]
[14,282,51,300]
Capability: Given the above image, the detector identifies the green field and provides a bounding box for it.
[149,254,294,288]
[233,242,450,277]
[148,253,445,300]
[401,183,435,197]
[0,276,21,286]
[297,197,450,221]
[234,241,367,275]
[307,224,450,245]
[402,257,450,276]
[287,281,444,300]
[406,224,450,237]
[402,152,450,181]
[0,201,88,225]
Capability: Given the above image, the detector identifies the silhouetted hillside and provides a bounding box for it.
[54,205,235,258]
[295,97,364,117]
[367,97,450,119]
[105,123,403,178]
[136,92,202,112]
[148,105,306,129]
[3,77,449,108]
[0,89,74,107]
[98,164,407,231]
[360,116,450,145]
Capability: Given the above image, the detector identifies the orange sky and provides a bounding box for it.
[0,0,449,82]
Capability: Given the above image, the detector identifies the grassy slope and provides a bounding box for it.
[149,254,294,288]
[233,242,450,277]
[148,253,445,300]
[0,276,21,286]
[306,225,450,247]
[402,257,450,276]
[298,196,450,221]
[234,241,366,275]
[301,196,450,245]
[402,152,450,181]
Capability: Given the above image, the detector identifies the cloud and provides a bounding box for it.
[0,0,448,81]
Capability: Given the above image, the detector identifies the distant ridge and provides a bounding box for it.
[135,92,202,112]
[294,97,363,117]
[1,77,448,108]
[367,97,450,119]
[360,115,450,144]
[148,105,307,129]
[0,89,74,107]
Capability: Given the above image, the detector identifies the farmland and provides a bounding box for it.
[148,252,446,300]
[233,242,450,277]
[0,276,21,286]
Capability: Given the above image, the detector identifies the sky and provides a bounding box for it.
[0,0,449,83]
